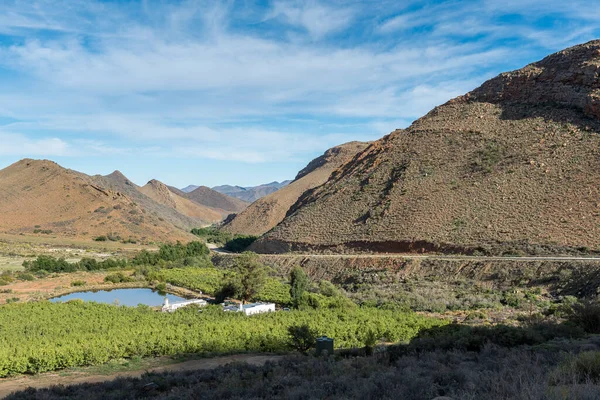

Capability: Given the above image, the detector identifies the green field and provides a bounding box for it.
[0,301,444,377]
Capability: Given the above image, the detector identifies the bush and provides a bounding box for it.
[104,272,134,284]
[554,351,600,384]
[288,324,318,353]
[94,236,108,242]
[22,256,77,273]
[224,236,258,253]
[395,322,585,354]
[70,280,86,287]
[566,300,600,333]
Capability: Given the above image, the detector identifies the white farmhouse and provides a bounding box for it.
[162,298,207,313]
[223,302,276,316]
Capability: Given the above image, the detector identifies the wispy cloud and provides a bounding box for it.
[0,0,597,185]
[268,1,355,39]
[0,132,71,156]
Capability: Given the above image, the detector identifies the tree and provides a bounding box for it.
[288,324,318,354]
[289,266,309,309]
[229,252,267,304]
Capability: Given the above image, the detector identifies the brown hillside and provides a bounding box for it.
[93,172,207,232]
[184,186,248,214]
[139,180,223,223]
[222,141,369,236]
[252,40,600,255]
[0,160,192,242]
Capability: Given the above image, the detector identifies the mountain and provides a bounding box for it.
[0,160,193,241]
[222,142,369,236]
[183,186,248,214]
[139,180,223,223]
[181,185,200,193]
[212,181,292,203]
[251,40,600,255]
[93,172,208,233]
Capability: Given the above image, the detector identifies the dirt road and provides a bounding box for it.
[0,354,283,399]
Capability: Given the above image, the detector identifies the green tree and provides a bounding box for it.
[228,252,267,304]
[289,266,309,309]
[288,324,318,354]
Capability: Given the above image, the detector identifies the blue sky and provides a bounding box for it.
[0,0,598,188]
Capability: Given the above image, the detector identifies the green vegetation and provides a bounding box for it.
[131,241,209,266]
[104,272,135,284]
[288,324,318,353]
[9,321,600,400]
[21,242,210,274]
[0,301,442,377]
[289,266,308,308]
[191,227,232,245]
[223,235,258,252]
[70,280,86,287]
[23,255,128,273]
[191,228,258,253]
[227,252,268,304]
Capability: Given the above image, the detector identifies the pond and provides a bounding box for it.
[50,288,188,307]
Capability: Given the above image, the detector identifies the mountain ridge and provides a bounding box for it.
[251,39,600,255]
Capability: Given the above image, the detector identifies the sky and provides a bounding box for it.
[0,0,598,188]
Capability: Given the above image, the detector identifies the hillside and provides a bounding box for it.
[139,180,223,223]
[222,142,369,236]
[0,160,192,242]
[93,172,207,233]
[212,181,292,202]
[183,186,248,214]
[252,40,600,255]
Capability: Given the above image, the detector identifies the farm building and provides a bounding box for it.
[223,302,276,316]
[162,298,207,313]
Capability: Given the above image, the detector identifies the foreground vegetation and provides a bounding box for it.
[7,321,600,399]
[0,301,442,377]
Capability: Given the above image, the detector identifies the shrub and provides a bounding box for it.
[70,280,86,287]
[224,236,258,253]
[104,272,134,284]
[23,256,77,273]
[288,324,318,353]
[566,300,600,333]
[94,236,108,242]
[554,351,600,384]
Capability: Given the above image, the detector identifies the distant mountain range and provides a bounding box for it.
[0,160,248,243]
[182,181,292,203]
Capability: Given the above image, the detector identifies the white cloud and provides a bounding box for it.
[269,1,355,39]
[0,132,71,156]
[0,0,597,171]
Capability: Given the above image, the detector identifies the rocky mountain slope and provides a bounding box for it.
[222,142,369,236]
[183,186,248,214]
[0,160,193,242]
[93,172,205,233]
[212,181,292,202]
[139,180,223,223]
[251,40,600,255]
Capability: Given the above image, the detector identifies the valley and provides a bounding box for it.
[1,38,600,399]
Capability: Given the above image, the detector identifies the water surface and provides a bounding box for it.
[50,288,188,307]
